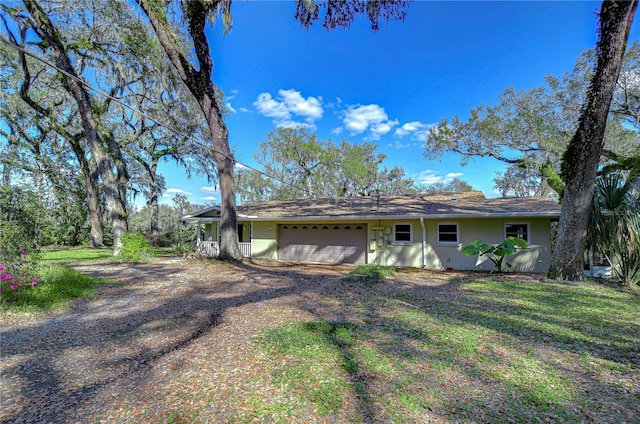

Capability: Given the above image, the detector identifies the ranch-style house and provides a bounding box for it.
[181,191,561,273]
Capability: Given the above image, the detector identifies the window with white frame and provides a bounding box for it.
[393,223,412,242]
[438,223,459,244]
[505,223,529,242]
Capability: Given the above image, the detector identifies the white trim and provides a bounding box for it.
[504,222,530,243]
[437,222,459,244]
[419,217,427,268]
[393,222,413,243]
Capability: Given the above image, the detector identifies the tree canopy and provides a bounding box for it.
[1,0,212,248]
[425,41,640,198]
[235,127,419,203]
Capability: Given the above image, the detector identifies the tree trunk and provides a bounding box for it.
[2,130,17,186]
[214,132,242,260]
[68,138,104,247]
[86,175,105,248]
[550,0,638,280]
[149,160,159,239]
[106,132,130,232]
[24,0,127,255]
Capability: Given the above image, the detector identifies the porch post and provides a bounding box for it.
[196,223,202,242]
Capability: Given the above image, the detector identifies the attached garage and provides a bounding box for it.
[278,224,367,264]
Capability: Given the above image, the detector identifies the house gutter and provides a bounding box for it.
[419,217,427,268]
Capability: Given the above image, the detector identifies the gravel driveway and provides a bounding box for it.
[0,259,357,423]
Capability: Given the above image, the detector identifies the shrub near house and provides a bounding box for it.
[461,237,529,273]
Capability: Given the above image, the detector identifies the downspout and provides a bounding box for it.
[419,217,427,268]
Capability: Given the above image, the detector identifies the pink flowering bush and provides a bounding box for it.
[0,222,42,296]
[1,186,43,296]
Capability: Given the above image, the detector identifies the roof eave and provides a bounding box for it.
[237,212,561,221]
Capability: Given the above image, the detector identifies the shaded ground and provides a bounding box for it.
[1,259,638,423]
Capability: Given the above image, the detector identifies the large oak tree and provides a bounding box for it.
[135,0,410,259]
[13,0,129,253]
[134,0,242,259]
[550,0,638,280]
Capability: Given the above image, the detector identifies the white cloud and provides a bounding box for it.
[386,140,413,149]
[445,172,464,180]
[371,119,399,138]
[201,196,218,202]
[341,104,397,140]
[234,163,247,170]
[201,186,219,193]
[416,170,464,185]
[279,89,323,119]
[225,89,238,114]
[254,93,290,120]
[253,89,323,127]
[239,107,250,113]
[325,97,343,109]
[393,121,435,142]
[165,188,192,196]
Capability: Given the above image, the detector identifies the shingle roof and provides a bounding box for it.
[234,191,561,220]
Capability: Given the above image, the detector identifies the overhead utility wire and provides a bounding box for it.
[0,36,317,197]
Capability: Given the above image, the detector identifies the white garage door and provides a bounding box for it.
[278,224,367,264]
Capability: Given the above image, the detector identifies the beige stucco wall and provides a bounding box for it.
[366,219,423,268]
[248,217,553,273]
[422,217,552,273]
[251,221,278,260]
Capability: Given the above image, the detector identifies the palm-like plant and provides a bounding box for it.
[587,172,640,285]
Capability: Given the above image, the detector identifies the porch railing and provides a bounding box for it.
[196,240,251,258]
[238,242,252,258]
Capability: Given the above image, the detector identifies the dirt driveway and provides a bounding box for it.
[2,259,638,423]
[0,259,441,423]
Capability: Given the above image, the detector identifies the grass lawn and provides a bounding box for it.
[40,246,115,264]
[0,265,106,315]
[40,246,178,265]
[254,268,640,423]
[2,247,178,315]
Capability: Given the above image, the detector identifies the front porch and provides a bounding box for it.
[181,205,254,258]
[196,240,252,258]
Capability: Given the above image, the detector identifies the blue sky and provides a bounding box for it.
[158,0,639,207]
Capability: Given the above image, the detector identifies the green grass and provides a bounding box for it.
[41,246,181,265]
[150,246,180,258]
[41,247,114,264]
[257,321,360,416]
[0,265,106,314]
[2,246,178,315]
[343,264,396,284]
[254,275,640,423]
